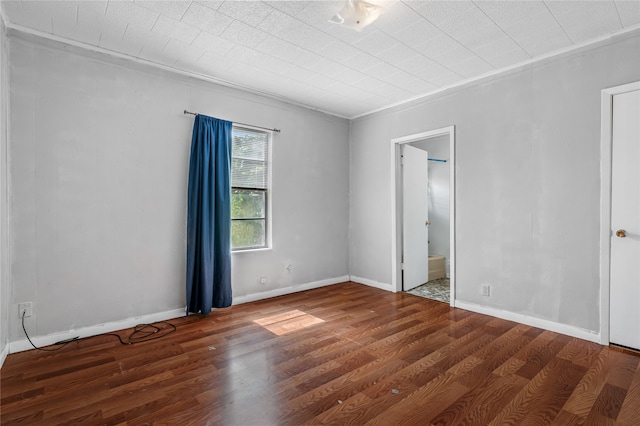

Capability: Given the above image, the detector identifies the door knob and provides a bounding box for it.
[616,229,626,238]
[425,220,431,226]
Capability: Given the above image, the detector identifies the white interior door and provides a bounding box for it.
[610,88,640,350]
[402,144,429,291]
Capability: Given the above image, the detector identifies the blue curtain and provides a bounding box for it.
[186,115,233,314]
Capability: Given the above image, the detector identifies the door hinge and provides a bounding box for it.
[401,155,404,166]
[401,262,405,270]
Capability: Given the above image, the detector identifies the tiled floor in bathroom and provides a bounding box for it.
[406,278,450,303]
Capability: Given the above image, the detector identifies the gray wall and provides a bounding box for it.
[350,31,640,333]
[1,17,9,364]
[8,33,349,342]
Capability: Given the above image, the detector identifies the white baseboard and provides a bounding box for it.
[233,275,350,305]
[8,277,351,354]
[9,308,187,354]
[349,275,394,292]
[454,300,601,344]
[0,342,9,368]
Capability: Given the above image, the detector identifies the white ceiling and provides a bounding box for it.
[2,0,640,118]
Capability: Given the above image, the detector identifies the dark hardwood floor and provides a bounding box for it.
[1,282,639,425]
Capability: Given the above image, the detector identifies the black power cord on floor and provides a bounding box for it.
[21,311,78,352]
[103,321,177,345]
[21,311,177,351]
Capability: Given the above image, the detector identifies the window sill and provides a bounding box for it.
[232,247,272,254]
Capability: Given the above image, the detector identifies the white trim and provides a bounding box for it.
[455,301,601,344]
[0,12,10,371]
[232,247,272,254]
[232,275,350,305]
[0,343,8,368]
[9,275,350,354]
[390,126,456,306]
[349,275,393,292]
[5,13,639,122]
[5,24,350,121]
[599,81,640,346]
[353,25,640,120]
[230,125,274,252]
[448,128,456,305]
[9,308,186,354]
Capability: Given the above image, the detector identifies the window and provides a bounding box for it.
[231,127,270,250]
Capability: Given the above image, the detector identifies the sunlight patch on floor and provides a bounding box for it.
[254,309,325,335]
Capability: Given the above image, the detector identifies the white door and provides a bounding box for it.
[402,144,429,291]
[610,88,640,350]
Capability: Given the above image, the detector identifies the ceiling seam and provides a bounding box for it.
[252,3,442,107]
[401,2,495,74]
[122,24,129,41]
[541,1,574,44]
[177,0,192,22]
[612,1,624,28]
[185,3,355,100]
[471,0,532,60]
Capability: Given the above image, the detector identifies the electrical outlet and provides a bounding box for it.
[260,277,267,284]
[18,302,32,318]
[481,284,491,297]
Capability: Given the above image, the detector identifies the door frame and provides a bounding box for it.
[599,81,640,345]
[390,126,456,306]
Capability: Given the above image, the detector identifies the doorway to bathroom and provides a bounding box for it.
[390,127,455,306]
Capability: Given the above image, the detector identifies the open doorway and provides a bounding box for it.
[390,127,455,306]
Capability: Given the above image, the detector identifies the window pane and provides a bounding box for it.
[232,129,267,161]
[232,189,265,219]
[231,126,269,252]
[232,220,266,249]
[231,158,267,189]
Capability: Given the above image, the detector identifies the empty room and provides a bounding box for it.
[1,0,639,424]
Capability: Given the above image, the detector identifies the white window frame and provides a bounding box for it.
[231,125,272,252]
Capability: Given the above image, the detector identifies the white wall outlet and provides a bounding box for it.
[481,284,491,297]
[260,277,267,284]
[18,302,32,318]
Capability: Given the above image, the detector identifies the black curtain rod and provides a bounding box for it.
[183,110,281,133]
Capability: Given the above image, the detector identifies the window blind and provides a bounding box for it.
[231,129,268,189]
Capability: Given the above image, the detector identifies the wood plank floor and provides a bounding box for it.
[1,282,639,425]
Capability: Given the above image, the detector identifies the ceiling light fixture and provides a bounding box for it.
[329,0,384,32]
